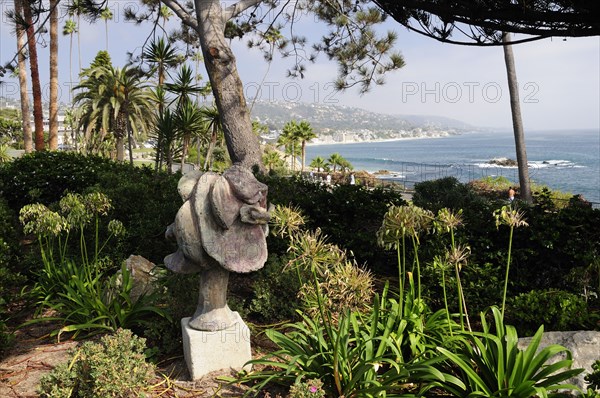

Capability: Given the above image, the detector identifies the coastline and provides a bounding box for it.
[307,132,456,147]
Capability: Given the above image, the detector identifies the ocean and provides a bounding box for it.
[305,129,600,205]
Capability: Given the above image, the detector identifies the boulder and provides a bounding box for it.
[124,255,158,302]
[518,331,600,391]
[489,157,518,167]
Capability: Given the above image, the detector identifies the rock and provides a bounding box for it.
[124,255,158,302]
[489,157,518,167]
[518,331,600,391]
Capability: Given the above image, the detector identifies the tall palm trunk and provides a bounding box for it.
[49,0,59,150]
[14,0,32,153]
[67,25,74,102]
[502,32,532,203]
[23,0,44,151]
[77,15,82,74]
[104,19,109,51]
[127,116,134,165]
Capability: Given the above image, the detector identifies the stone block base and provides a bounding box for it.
[181,313,252,380]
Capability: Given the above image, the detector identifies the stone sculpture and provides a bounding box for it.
[165,165,271,331]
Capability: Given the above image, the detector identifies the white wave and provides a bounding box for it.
[475,159,581,169]
[529,160,578,168]
[474,162,516,169]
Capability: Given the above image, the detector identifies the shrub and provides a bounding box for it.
[0,198,24,356]
[39,328,155,398]
[0,151,116,210]
[585,360,600,393]
[262,175,406,274]
[413,177,485,214]
[0,151,180,266]
[507,289,590,336]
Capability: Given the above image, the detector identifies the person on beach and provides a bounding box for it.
[326,174,332,185]
[350,173,355,185]
[508,186,515,202]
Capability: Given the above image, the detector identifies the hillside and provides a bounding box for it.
[249,100,473,143]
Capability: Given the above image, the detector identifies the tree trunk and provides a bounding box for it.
[194,1,262,170]
[69,33,73,102]
[301,141,306,172]
[116,135,125,161]
[203,123,217,171]
[14,0,32,153]
[127,116,134,165]
[502,32,533,203]
[49,0,59,150]
[180,135,189,171]
[23,0,45,151]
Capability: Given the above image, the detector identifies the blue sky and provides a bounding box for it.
[0,0,598,131]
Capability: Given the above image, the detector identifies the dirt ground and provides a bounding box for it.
[0,321,287,398]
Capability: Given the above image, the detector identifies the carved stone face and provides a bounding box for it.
[164,165,270,275]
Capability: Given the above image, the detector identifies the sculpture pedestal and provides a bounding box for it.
[181,313,252,380]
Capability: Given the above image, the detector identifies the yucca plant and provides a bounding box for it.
[435,306,583,397]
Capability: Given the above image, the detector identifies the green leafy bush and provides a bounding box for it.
[0,151,180,266]
[507,289,590,336]
[262,175,406,274]
[413,177,487,214]
[0,198,24,356]
[39,328,155,398]
[585,360,600,393]
[0,151,117,209]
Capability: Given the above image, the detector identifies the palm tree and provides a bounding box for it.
[165,65,204,168]
[502,32,532,203]
[142,37,178,88]
[294,120,317,172]
[100,8,113,51]
[62,19,77,101]
[152,108,179,173]
[166,65,203,108]
[143,38,179,170]
[22,0,44,150]
[174,101,204,171]
[199,106,222,171]
[160,5,173,31]
[49,0,59,150]
[278,120,301,172]
[327,153,345,173]
[63,107,77,148]
[309,156,326,172]
[339,158,353,173]
[13,0,32,153]
[262,149,283,173]
[73,65,154,162]
[67,0,86,75]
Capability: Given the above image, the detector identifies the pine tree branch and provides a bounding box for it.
[160,0,198,31]
[224,0,264,21]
